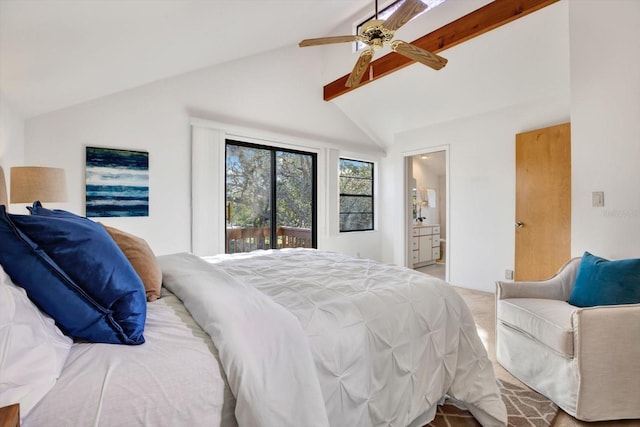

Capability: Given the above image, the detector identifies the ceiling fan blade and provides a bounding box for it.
[391,40,448,70]
[382,0,428,32]
[299,35,359,47]
[346,49,374,88]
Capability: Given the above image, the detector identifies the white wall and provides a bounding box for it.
[381,95,571,292]
[24,45,382,257]
[380,0,640,292]
[0,95,26,208]
[569,0,640,259]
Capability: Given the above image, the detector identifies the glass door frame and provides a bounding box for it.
[225,139,318,252]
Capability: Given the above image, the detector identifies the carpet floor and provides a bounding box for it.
[421,284,640,427]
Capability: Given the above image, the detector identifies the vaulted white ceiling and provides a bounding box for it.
[0,0,371,118]
[0,0,569,150]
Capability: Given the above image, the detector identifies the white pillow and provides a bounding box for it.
[0,264,72,418]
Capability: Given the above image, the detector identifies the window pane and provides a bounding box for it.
[276,151,313,248]
[340,176,373,196]
[339,195,372,214]
[339,158,374,232]
[226,144,272,252]
[340,213,373,232]
[340,159,372,179]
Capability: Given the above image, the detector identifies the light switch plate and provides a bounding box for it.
[592,191,604,207]
[505,269,514,280]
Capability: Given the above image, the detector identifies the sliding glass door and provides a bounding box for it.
[225,140,316,253]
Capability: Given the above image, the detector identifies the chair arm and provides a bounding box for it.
[496,257,580,301]
[572,303,640,420]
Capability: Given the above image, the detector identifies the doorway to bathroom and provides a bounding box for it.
[405,148,448,281]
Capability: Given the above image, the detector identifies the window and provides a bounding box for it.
[225,140,317,253]
[356,0,447,51]
[339,158,374,232]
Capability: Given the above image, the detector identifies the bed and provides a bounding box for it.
[0,201,506,426]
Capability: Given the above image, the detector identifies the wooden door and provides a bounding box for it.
[515,123,571,281]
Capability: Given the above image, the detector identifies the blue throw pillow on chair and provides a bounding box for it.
[0,204,146,344]
[568,251,640,307]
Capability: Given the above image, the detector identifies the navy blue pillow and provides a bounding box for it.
[26,201,81,219]
[568,252,640,307]
[0,204,145,344]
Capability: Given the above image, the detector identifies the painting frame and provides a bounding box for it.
[85,146,149,218]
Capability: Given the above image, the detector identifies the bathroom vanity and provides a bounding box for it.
[412,224,440,267]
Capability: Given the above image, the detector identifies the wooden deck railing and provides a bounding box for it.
[226,226,312,253]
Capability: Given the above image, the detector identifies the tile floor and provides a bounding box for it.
[414,262,445,280]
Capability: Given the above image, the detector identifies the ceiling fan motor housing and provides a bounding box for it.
[361,19,395,49]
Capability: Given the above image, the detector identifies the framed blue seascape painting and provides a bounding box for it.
[85,147,149,217]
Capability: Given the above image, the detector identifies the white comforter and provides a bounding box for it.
[160,249,507,427]
[160,252,329,427]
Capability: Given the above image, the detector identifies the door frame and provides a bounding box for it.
[403,145,450,282]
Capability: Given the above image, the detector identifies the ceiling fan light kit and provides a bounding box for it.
[299,0,447,88]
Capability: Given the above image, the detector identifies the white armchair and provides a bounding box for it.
[496,258,640,422]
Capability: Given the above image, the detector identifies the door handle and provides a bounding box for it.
[515,221,524,229]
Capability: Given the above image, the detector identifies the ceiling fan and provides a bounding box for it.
[299,0,448,88]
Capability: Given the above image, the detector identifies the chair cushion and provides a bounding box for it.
[498,298,577,357]
[568,251,640,307]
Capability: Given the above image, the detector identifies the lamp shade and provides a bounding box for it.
[10,166,68,203]
[0,166,7,206]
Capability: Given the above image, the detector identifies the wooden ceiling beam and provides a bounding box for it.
[323,0,559,101]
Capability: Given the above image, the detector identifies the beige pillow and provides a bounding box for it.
[100,224,162,302]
